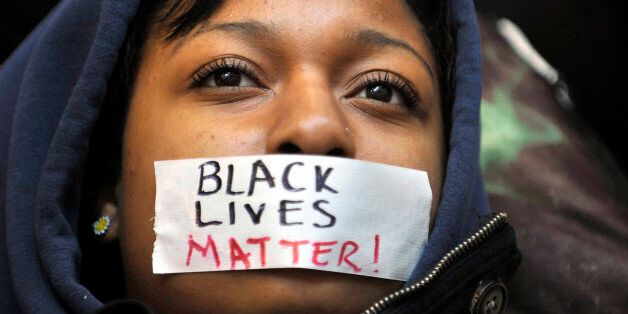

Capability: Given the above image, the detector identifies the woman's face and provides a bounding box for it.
[119,0,444,312]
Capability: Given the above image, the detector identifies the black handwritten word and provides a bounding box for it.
[197,160,338,196]
[195,159,338,228]
[195,199,336,228]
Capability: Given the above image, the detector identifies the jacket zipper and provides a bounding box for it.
[363,212,509,314]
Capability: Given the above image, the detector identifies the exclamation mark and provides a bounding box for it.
[373,234,380,273]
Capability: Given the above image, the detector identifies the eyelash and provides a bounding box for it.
[190,57,260,88]
[356,72,422,108]
[190,58,421,109]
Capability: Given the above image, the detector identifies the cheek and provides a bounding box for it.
[118,96,271,292]
[352,121,444,220]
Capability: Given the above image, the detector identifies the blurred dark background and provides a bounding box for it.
[476,0,627,175]
[1,0,626,175]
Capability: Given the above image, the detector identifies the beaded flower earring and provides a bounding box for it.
[92,215,111,236]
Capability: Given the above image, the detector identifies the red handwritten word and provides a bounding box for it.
[186,234,381,273]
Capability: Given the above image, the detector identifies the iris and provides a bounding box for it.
[366,84,393,102]
[214,69,242,86]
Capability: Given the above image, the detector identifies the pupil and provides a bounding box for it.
[215,70,241,86]
[366,84,392,102]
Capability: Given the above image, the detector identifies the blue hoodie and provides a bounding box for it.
[0,0,507,312]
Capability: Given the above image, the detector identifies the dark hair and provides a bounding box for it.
[80,0,455,301]
[406,1,455,129]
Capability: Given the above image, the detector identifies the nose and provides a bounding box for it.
[266,71,356,157]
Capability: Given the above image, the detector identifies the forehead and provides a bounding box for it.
[207,0,419,28]
[153,0,429,50]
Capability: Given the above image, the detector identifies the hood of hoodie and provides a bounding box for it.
[0,0,490,312]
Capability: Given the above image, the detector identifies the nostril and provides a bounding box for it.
[278,143,302,154]
[277,143,345,156]
[327,147,345,157]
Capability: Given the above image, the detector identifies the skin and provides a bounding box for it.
[117,0,444,312]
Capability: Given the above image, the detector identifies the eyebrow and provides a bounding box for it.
[354,29,434,78]
[199,20,278,38]
[172,21,277,53]
[175,21,434,78]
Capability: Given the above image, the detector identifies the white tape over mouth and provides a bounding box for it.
[152,155,431,281]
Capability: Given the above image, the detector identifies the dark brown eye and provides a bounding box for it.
[214,69,241,86]
[357,82,404,105]
[202,68,256,88]
[365,84,393,102]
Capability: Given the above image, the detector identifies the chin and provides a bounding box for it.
[130,268,403,313]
